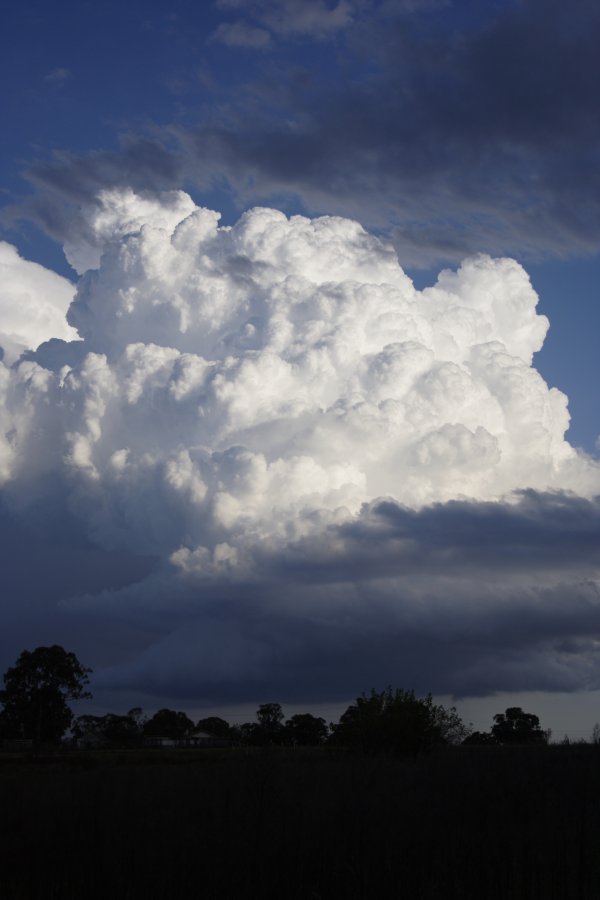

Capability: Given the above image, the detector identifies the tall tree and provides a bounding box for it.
[284,713,329,746]
[237,703,286,745]
[333,687,470,756]
[143,709,194,739]
[255,702,285,744]
[195,716,231,738]
[491,707,548,745]
[73,708,146,748]
[0,645,92,745]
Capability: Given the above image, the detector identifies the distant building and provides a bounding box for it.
[143,736,180,748]
[187,730,223,746]
[143,730,226,748]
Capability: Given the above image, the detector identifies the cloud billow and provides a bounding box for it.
[0,242,76,365]
[1,188,599,704]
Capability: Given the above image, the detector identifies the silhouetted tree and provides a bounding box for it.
[143,709,194,740]
[431,702,471,746]
[284,713,329,746]
[71,714,105,746]
[0,645,91,746]
[233,721,259,745]
[195,716,231,738]
[102,712,143,746]
[237,703,286,745]
[257,702,284,730]
[491,707,548,745]
[333,687,469,757]
[72,708,147,748]
[255,702,285,744]
[127,707,146,730]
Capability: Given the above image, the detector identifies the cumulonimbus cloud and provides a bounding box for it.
[1,188,599,702]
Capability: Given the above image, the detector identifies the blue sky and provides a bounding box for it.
[1,0,600,734]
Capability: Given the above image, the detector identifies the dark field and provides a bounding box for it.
[1,745,600,900]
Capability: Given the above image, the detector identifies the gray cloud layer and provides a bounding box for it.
[10,0,600,267]
[73,490,600,704]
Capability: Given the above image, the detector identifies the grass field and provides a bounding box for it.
[1,744,599,899]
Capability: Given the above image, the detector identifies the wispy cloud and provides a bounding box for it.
[216,0,355,39]
[212,20,271,49]
[44,67,71,85]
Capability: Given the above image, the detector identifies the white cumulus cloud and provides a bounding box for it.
[4,188,598,540]
[62,187,197,275]
[0,242,77,364]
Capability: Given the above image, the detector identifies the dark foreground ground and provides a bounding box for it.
[1,744,599,900]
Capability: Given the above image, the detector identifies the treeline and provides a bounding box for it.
[0,644,594,754]
[69,692,557,754]
[71,702,328,748]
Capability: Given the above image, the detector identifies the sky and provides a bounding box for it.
[1,0,600,737]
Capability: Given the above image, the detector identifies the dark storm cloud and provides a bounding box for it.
[8,0,600,267]
[189,0,600,264]
[5,139,185,251]
[79,491,600,705]
[0,494,158,679]
[315,490,600,576]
